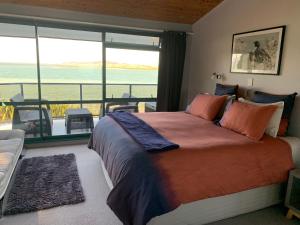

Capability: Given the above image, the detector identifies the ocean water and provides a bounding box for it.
[0,63,158,84]
[0,63,158,100]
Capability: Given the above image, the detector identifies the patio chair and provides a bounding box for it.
[105,93,139,114]
[10,94,53,137]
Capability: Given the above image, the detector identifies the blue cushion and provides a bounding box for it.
[252,91,297,120]
[252,91,297,135]
[215,83,238,96]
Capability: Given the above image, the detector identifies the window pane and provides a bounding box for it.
[82,84,103,100]
[106,33,160,46]
[0,22,35,38]
[131,84,157,98]
[40,84,80,101]
[0,23,39,137]
[38,27,103,101]
[0,24,38,101]
[37,27,103,137]
[106,48,159,98]
[38,27,102,42]
[106,84,130,98]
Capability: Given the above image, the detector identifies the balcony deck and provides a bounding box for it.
[0,81,157,138]
[0,117,100,137]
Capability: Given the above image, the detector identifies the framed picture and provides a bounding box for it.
[231,26,286,75]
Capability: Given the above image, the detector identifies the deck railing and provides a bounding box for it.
[0,82,157,122]
[0,82,157,102]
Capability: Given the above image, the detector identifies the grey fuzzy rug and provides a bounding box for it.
[4,154,85,215]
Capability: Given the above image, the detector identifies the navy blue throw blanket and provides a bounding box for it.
[108,111,179,152]
[89,115,177,225]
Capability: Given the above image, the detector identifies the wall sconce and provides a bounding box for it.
[211,72,224,81]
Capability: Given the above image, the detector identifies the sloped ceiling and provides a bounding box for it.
[3,0,224,24]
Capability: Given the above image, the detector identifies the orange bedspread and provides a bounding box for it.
[136,112,294,205]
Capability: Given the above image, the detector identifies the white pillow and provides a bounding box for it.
[238,98,284,137]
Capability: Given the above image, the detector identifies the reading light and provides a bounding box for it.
[211,72,224,80]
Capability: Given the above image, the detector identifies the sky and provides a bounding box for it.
[0,37,159,67]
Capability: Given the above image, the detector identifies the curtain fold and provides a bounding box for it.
[156,31,186,112]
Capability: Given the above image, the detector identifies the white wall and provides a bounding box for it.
[184,0,300,137]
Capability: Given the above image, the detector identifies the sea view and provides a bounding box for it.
[0,63,158,101]
[0,63,158,84]
[0,27,159,129]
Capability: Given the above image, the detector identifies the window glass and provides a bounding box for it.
[38,27,103,137]
[38,27,103,101]
[106,33,160,46]
[106,48,159,99]
[0,23,39,137]
[38,27,102,42]
[0,23,159,139]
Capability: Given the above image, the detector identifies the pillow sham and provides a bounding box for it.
[185,92,210,112]
[252,91,297,136]
[215,83,239,96]
[189,94,227,121]
[238,98,284,137]
[220,101,277,141]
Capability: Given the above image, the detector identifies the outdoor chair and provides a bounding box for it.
[10,94,53,137]
[103,93,139,116]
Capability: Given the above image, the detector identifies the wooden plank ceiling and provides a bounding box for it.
[4,0,223,24]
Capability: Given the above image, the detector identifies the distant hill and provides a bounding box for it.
[0,62,157,70]
[61,62,158,70]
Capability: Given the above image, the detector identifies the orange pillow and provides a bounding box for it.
[220,101,277,141]
[189,95,227,120]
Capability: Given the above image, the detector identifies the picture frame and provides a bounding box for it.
[230,26,286,75]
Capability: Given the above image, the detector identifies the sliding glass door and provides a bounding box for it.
[105,33,160,113]
[38,27,103,136]
[0,20,160,141]
[105,48,159,112]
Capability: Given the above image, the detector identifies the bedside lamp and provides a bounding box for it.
[211,72,224,81]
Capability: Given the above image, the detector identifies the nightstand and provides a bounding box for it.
[285,169,300,219]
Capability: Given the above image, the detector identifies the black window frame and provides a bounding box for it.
[0,16,161,143]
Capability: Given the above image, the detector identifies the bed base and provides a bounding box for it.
[100,158,285,225]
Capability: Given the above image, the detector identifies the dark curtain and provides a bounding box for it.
[156,31,186,112]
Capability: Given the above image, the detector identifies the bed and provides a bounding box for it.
[89,111,300,225]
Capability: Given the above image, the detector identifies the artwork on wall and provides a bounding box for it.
[231,26,286,75]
